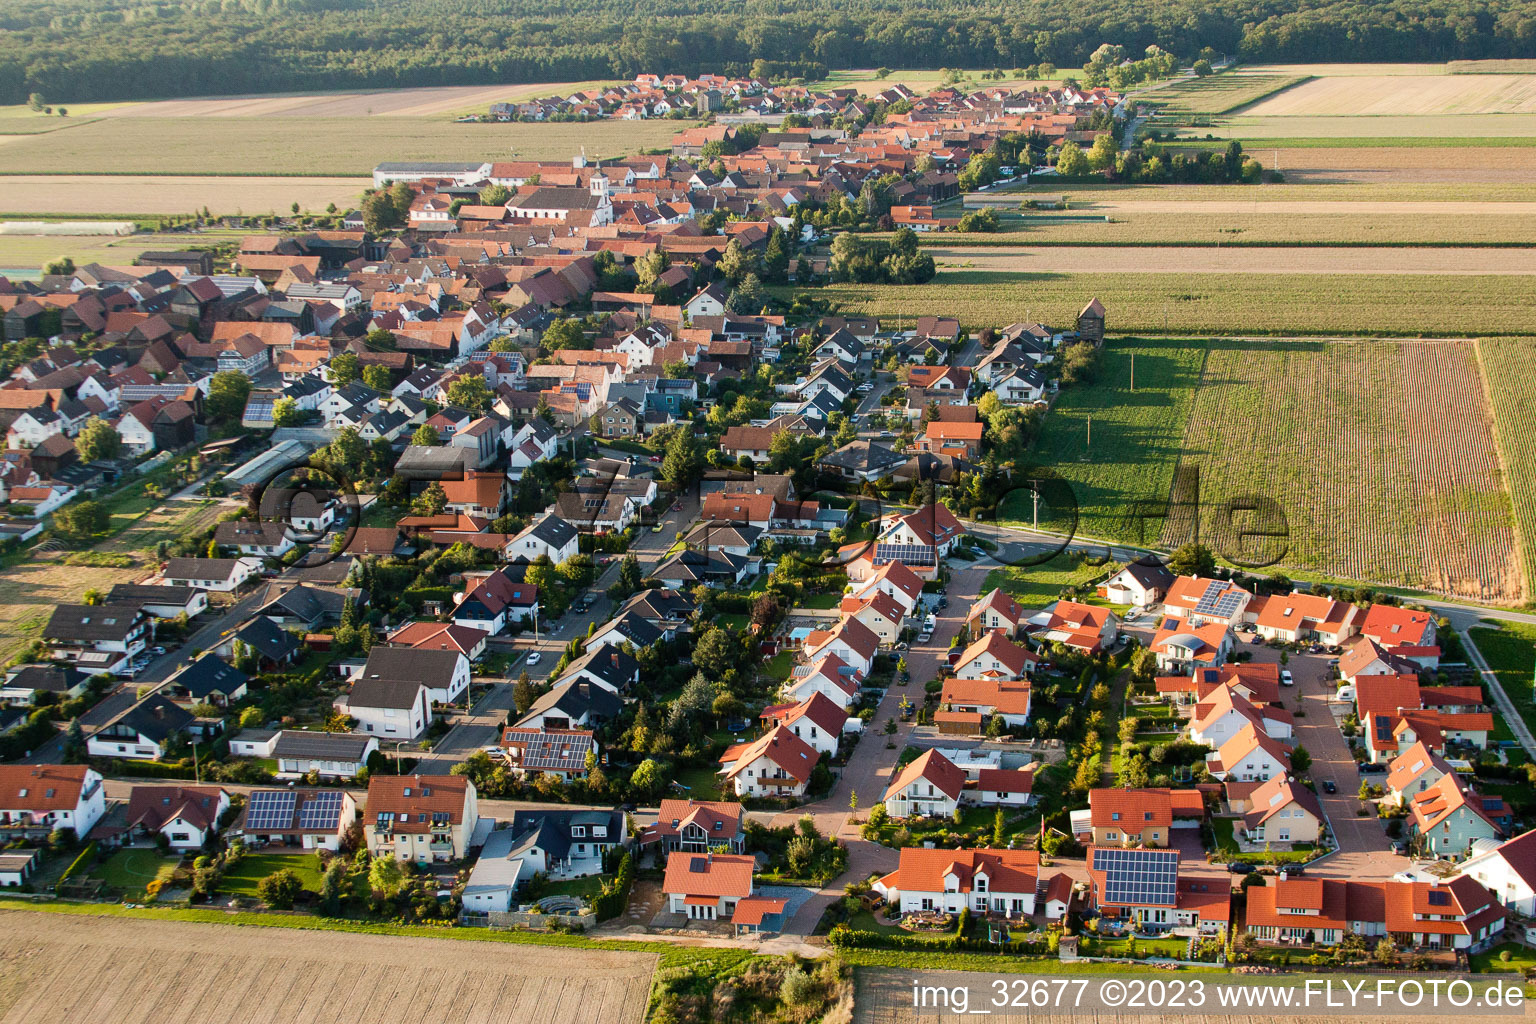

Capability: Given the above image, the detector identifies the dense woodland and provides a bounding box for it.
[2,0,1535,104]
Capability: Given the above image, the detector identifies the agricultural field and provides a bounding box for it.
[1140,72,1308,116]
[1262,145,1536,184]
[1241,75,1536,116]
[97,498,231,555]
[1474,338,1536,597]
[0,117,682,176]
[0,176,369,217]
[796,271,1536,337]
[926,245,1536,275]
[1020,339,1208,544]
[1163,340,1520,602]
[1217,113,1536,138]
[1468,622,1536,738]
[0,910,657,1024]
[921,210,1536,247]
[0,230,253,274]
[982,182,1536,204]
[93,80,621,119]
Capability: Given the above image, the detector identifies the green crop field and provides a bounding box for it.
[1475,338,1536,598]
[991,182,1536,203]
[1144,73,1309,115]
[0,117,683,176]
[793,271,1536,337]
[1014,339,1207,544]
[1468,622,1536,737]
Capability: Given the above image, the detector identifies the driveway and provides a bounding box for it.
[1239,642,1403,880]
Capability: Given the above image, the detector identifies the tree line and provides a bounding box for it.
[2,0,1534,103]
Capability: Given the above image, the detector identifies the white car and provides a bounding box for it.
[1280,669,1295,686]
[916,632,933,644]
[526,651,542,665]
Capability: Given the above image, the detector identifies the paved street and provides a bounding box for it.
[773,560,995,935]
[1236,640,1403,880]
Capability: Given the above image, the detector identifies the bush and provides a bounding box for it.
[256,867,304,908]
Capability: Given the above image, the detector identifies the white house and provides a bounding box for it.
[874,847,1039,917]
[507,514,579,564]
[123,784,230,849]
[760,693,849,757]
[883,749,964,819]
[0,764,106,839]
[161,556,263,593]
[1457,828,1536,915]
[718,725,818,799]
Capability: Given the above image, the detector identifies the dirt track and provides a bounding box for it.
[0,910,657,1024]
[928,245,1536,275]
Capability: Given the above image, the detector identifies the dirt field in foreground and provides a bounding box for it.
[927,245,1536,275]
[0,910,657,1024]
[1268,146,1536,184]
[0,175,370,215]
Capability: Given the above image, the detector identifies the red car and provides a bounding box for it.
[649,455,663,463]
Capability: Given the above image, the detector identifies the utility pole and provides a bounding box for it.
[1032,484,1040,531]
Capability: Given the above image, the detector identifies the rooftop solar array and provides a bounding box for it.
[505,729,595,771]
[874,543,936,567]
[1192,580,1244,619]
[297,790,346,830]
[1092,847,1178,907]
[245,790,297,831]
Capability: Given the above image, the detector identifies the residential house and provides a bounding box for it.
[662,850,754,921]
[640,799,746,855]
[272,731,378,779]
[122,785,229,849]
[782,654,862,710]
[1242,775,1324,844]
[0,765,106,839]
[1027,600,1119,653]
[953,632,1038,681]
[802,617,879,677]
[759,693,850,757]
[365,774,479,863]
[516,679,624,731]
[967,589,1027,637]
[85,695,194,761]
[161,556,262,593]
[507,514,579,564]
[1409,773,1505,860]
[883,749,964,819]
[462,809,625,913]
[873,847,1039,917]
[1205,723,1291,782]
[1161,576,1253,628]
[236,787,358,850]
[357,646,469,706]
[1456,827,1536,916]
[718,724,819,799]
[1150,617,1233,673]
[940,677,1033,728]
[499,727,598,780]
[1097,562,1175,608]
[42,601,151,676]
[1087,788,1205,848]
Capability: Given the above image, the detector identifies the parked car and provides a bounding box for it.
[1280,669,1295,686]
[1249,634,1265,644]
[149,646,167,656]
[1323,779,1337,794]
[1357,761,1386,774]
[526,652,542,666]
[651,523,664,533]
[1228,862,1257,874]
[916,632,932,644]
[1392,842,1407,856]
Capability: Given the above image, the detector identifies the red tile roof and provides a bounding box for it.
[663,851,754,899]
[885,748,964,802]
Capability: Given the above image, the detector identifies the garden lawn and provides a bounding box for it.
[670,765,727,801]
[761,652,794,681]
[799,592,844,610]
[540,874,606,900]
[846,908,906,935]
[91,849,180,892]
[1472,942,1536,974]
[219,853,325,896]
[981,553,1118,606]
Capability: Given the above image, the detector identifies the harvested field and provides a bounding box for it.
[1248,64,1453,77]
[1164,341,1520,601]
[1242,75,1536,116]
[0,909,656,1024]
[988,182,1536,203]
[0,118,682,176]
[98,498,229,554]
[794,271,1536,336]
[0,175,370,216]
[924,210,1536,246]
[97,81,622,119]
[1475,338,1536,598]
[0,118,97,136]
[1217,113,1536,137]
[1145,73,1308,115]
[926,245,1536,275]
[0,557,144,661]
[1264,145,1536,184]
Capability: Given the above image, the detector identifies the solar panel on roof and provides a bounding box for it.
[1427,890,1450,906]
[245,790,297,831]
[1092,847,1178,906]
[297,790,345,830]
[874,543,936,566]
